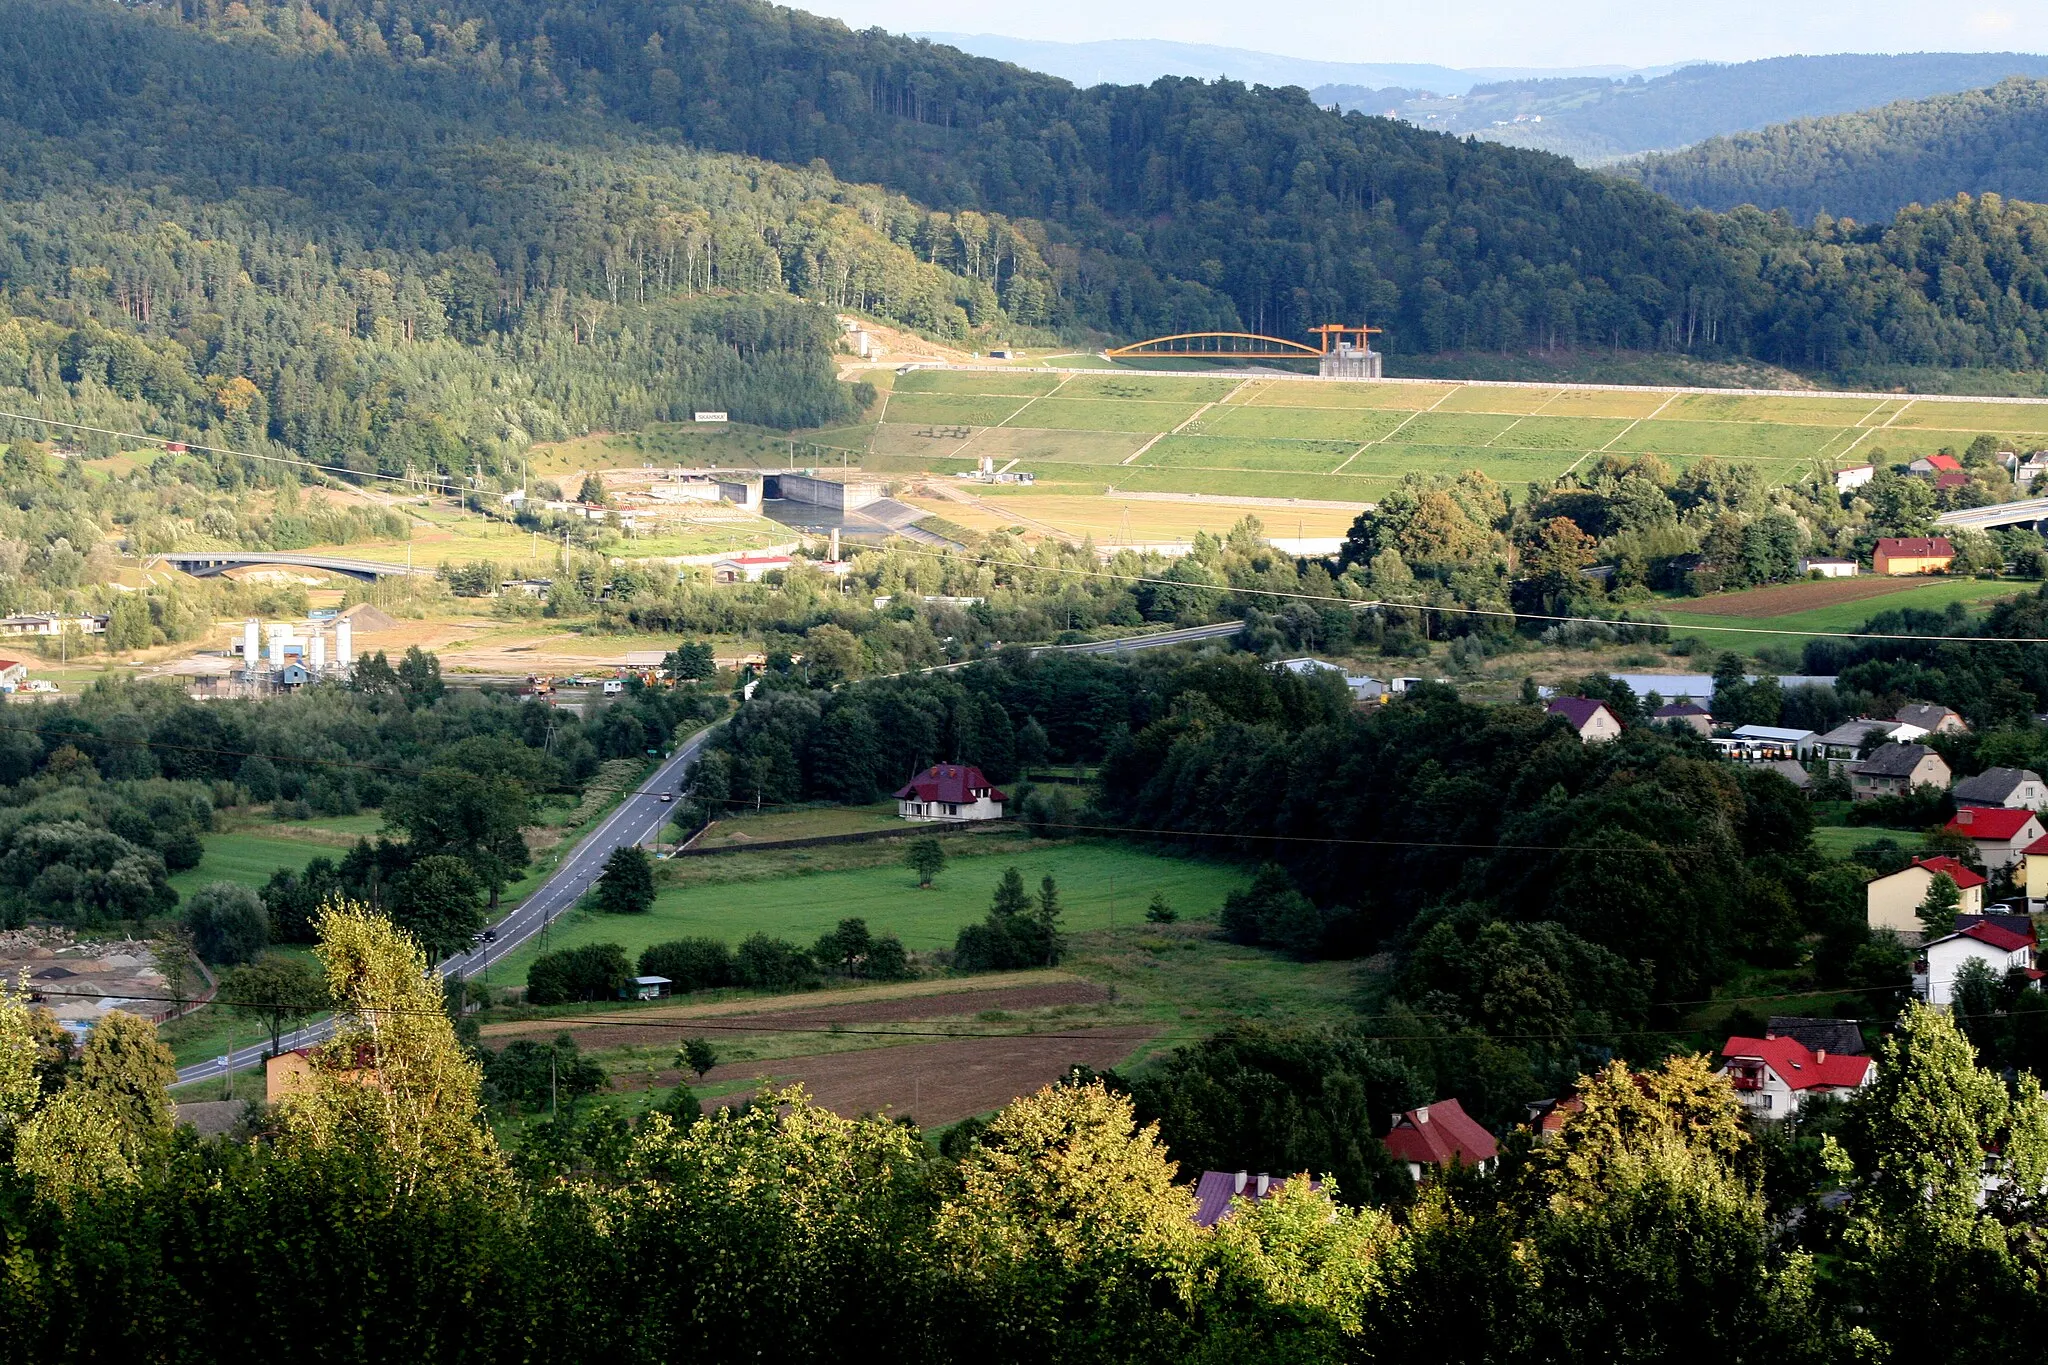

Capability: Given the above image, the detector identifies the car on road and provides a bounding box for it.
[659,793,673,802]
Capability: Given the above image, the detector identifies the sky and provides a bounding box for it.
[795,1,2048,70]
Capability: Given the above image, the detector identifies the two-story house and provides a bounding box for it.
[1849,743,1951,801]
[1866,855,1985,936]
[1719,1034,1875,1119]
[1943,807,2048,873]
[1923,916,2040,1007]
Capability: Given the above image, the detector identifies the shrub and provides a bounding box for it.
[184,881,269,965]
[526,942,630,1005]
[734,933,817,991]
[638,937,735,993]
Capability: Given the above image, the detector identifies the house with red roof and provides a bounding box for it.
[1719,1034,1875,1119]
[1872,537,1954,576]
[893,763,1007,823]
[1909,454,1963,476]
[1545,696,1622,743]
[1865,855,1985,936]
[1924,917,2039,1007]
[2025,833,2048,906]
[0,659,25,691]
[1944,807,2047,872]
[710,553,794,584]
[1382,1097,1497,1181]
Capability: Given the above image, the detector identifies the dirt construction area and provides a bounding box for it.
[494,978,1154,1125]
[1660,576,1933,617]
[694,1028,1159,1127]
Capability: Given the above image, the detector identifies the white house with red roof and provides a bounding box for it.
[1944,807,2047,872]
[1382,1098,1498,1181]
[893,763,1007,823]
[1923,917,2039,1007]
[0,659,25,691]
[1545,696,1622,743]
[1718,1034,1875,1119]
[1865,855,1985,936]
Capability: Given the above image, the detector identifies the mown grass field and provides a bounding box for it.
[170,831,344,899]
[497,839,1251,983]
[873,370,2048,508]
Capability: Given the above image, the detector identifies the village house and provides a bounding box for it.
[1943,806,2047,872]
[1954,767,2047,810]
[1923,916,2039,1007]
[1815,717,1928,767]
[1834,463,1876,492]
[710,553,794,584]
[1848,742,1951,801]
[0,659,26,690]
[1866,855,1985,935]
[0,612,108,637]
[1765,1016,1867,1057]
[1799,557,1859,578]
[1191,1170,1310,1227]
[894,763,1007,823]
[1652,700,1713,736]
[1382,1098,1498,1181]
[2025,834,2048,906]
[1279,657,1388,704]
[1872,536,1955,576]
[1908,453,1963,476]
[1718,1033,1876,1119]
[1546,696,1623,743]
[1896,702,1968,735]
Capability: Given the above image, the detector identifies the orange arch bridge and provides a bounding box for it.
[1103,331,1325,360]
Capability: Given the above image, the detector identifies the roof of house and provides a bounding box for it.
[1929,920,2034,954]
[1958,912,2034,940]
[1383,1097,1498,1168]
[1945,807,2040,841]
[1919,454,1963,472]
[1935,470,1970,490]
[1653,701,1710,718]
[1897,703,1963,730]
[1766,1016,1866,1056]
[1763,759,1813,788]
[2026,833,2048,857]
[1852,742,1941,778]
[716,553,794,567]
[1873,536,1955,558]
[893,763,1008,805]
[1903,854,1986,890]
[1721,1035,1875,1091]
[1191,1170,1308,1227]
[1545,696,1616,731]
[1955,767,2041,804]
[1732,725,1817,742]
[0,659,22,671]
[1816,718,1903,748]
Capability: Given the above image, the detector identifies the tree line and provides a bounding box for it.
[5,903,2048,1363]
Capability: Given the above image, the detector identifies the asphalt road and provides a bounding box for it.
[1046,620,1243,654]
[174,620,1239,1086]
[174,725,720,1086]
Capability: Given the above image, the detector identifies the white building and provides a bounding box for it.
[893,764,1007,823]
[1279,657,1388,704]
[711,554,794,584]
[1923,918,2038,1007]
[1800,557,1858,578]
[1719,1034,1874,1119]
[1834,464,1876,492]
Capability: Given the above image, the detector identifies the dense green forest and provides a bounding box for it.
[10,0,2048,495]
[1631,77,2048,223]
[1319,53,2048,164]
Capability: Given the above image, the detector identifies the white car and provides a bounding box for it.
[659,793,673,803]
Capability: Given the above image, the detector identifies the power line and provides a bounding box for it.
[871,540,2048,645]
[4,405,2031,647]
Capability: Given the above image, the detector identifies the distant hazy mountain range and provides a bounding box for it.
[1625,77,2048,223]
[917,36,2048,168]
[1325,52,2048,164]
[909,33,1674,96]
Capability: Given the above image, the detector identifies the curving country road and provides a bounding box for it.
[175,725,720,1086]
[174,619,1242,1086]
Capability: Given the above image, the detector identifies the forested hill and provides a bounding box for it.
[16,0,2048,490]
[1628,77,2048,223]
